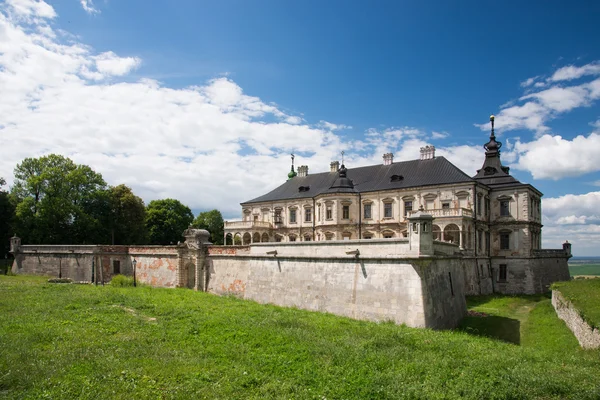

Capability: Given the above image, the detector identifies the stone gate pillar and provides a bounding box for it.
[181,228,211,291]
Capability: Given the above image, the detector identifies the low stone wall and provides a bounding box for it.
[552,290,600,349]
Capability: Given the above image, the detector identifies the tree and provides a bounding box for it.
[145,199,194,245]
[0,177,15,257]
[107,185,147,245]
[192,209,224,245]
[11,155,108,244]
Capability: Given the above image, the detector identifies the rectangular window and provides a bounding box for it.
[485,198,490,215]
[289,235,296,242]
[342,205,350,219]
[384,203,392,218]
[113,260,120,275]
[478,231,483,250]
[326,206,332,220]
[404,201,413,216]
[274,210,282,223]
[289,209,297,223]
[477,196,482,215]
[363,204,372,219]
[500,200,510,216]
[500,232,510,250]
[305,208,312,222]
[426,200,434,210]
[499,264,507,282]
[442,202,450,209]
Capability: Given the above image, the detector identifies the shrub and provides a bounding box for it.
[110,274,135,287]
[47,278,73,284]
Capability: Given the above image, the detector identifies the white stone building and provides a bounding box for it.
[224,116,571,294]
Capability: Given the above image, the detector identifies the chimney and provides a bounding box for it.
[330,161,340,172]
[420,145,435,160]
[383,153,394,165]
[298,165,309,177]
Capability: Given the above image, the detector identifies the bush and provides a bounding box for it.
[110,274,135,287]
[47,278,73,284]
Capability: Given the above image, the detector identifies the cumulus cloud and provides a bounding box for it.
[512,132,600,179]
[1,1,490,218]
[549,62,600,82]
[476,62,600,135]
[542,191,600,253]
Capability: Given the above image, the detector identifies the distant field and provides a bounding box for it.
[568,262,600,276]
[1,276,599,399]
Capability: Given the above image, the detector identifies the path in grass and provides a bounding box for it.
[1,276,599,399]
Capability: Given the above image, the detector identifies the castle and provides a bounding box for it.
[224,115,571,295]
[10,116,572,329]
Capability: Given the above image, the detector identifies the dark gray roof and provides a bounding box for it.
[242,156,475,205]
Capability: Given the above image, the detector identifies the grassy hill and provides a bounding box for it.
[0,275,599,399]
[553,279,600,330]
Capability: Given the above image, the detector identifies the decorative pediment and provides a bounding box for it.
[455,190,470,198]
[382,197,395,203]
[423,193,437,200]
[402,195,415,201]
[497,194,513,201]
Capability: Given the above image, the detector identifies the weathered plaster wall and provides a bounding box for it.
[128,246,179,288]
[206,241,467,329]
[552,290,600,349]
[12,245,96,282]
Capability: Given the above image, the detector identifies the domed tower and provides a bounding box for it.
[287,153,297,180]
[473,115,518,185]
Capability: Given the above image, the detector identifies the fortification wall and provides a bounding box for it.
[12,245,97,282]
[552,290,600,349]
[206,242,466,329]
[128,246,179,288]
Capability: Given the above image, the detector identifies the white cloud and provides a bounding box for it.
[549,62,600,82]
[476,62,600,135]
[4,0,56,20]
[520,76,540,88]
[94,51,141,77]
[80,0,99,14]
[542,191,600,254]
[4,4,473,217]
[512,132,600,179]
[431,131,448,140]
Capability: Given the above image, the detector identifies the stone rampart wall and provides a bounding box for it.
[206,251,466,329]
[552,290,600,349]
[12,245,97,282]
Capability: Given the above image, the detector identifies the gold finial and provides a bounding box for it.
[490,115,495,122]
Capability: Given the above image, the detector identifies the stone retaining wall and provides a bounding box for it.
[552,290,600,349]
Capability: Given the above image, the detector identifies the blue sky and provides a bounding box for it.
[1,0,600,254]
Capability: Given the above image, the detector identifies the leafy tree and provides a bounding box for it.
[145,199,194,245]
[108,184,147,245]
[192,209,224,244]
[11,155,108,244]
[0,177,15,257]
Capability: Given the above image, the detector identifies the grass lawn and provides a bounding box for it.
[552,279,600,330]
[0,275,599,399]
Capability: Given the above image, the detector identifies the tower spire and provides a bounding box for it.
[287,153,297,180]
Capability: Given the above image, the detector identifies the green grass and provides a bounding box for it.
[553,279,600,330]
[1,275,599,399]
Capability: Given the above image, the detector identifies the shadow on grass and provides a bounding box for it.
[466,293,550,309]
[459,315,521,345]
